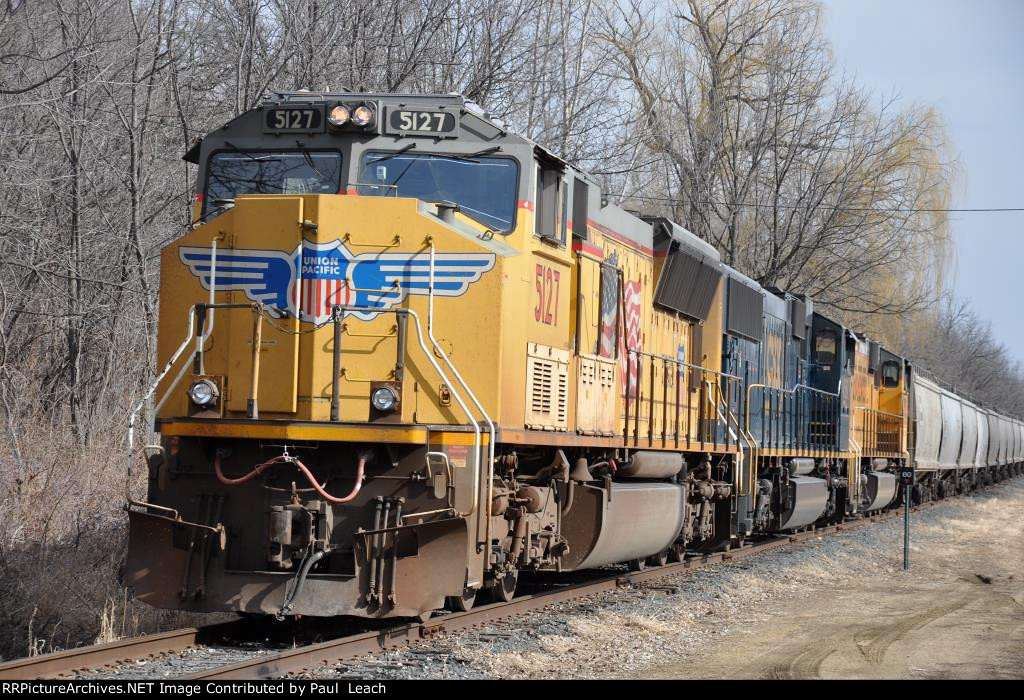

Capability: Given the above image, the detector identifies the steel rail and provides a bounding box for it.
[185,499,940,680]
[0,620,248,680]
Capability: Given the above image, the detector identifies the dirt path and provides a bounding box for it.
[643,482,1024,680]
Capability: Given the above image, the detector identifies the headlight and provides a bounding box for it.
[327,104,350,126]
[188,379,219,406]
[351,104,374,127]
[371,386,398,412]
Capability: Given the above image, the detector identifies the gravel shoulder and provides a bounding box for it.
[319,478,1024,680]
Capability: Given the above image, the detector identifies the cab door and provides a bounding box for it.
[225,196,303,414]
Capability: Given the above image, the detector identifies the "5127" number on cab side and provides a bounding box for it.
[534,264,560,326]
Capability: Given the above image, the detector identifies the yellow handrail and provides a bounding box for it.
[856,405,904,454]
[344,277,400,294]
[848,435,862,508]
[342,322,397,338]
[341,367,395,382]
[716,384,756,497]
[343,232,402,248]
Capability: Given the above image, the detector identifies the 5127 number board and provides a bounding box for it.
[384,108,459,137]
[264,106,325,133]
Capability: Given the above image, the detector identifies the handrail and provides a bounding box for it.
[343,232,401,248]
[625,348,740,383]
[855,405,903,454]
[406,306,484,522]
[746,382,841,453]
[848,434,862,508]
[425,238,495,565]
[131,302,269,449]
[342,322,396,338]
[707,379,756,498]
[196,237,217,375]
[127,305,199,451]
[861,406,903,419]
[340,368,394,382]
[622,347,741,451]
[336,305,484,521]
[345,278,400,294]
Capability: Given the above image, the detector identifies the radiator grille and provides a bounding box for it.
[526,343,569,431]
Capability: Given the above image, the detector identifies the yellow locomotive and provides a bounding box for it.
[125,92,1023,620]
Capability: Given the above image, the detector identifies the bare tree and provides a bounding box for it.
[594,0,955,316]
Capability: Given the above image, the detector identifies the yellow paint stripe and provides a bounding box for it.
[159,420,491,446]
[160,421,428,443]
[428,431,492,446]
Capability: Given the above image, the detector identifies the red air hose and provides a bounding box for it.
[214,452,366,504]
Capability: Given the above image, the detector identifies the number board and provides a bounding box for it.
[384,108,459,137]
[899,469,915,485]
[264,106,325,133]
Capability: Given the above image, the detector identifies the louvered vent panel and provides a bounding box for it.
[526,343,570,431]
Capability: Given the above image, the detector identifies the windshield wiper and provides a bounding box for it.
[367,143,417,164]
[302,149,331,181]
[222,141,280,163]
[443,146,502,163]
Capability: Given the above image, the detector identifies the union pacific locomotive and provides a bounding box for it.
[125,92,1024,620]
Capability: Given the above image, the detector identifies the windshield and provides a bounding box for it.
[358,152,518,232]
[204,150,342,213]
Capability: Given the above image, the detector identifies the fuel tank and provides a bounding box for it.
[863,471,897,512]
[777,476,828,530]
[559,482,685,569]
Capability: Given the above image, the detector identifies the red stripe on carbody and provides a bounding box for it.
[572,239,605,258]
[586,218,653,256]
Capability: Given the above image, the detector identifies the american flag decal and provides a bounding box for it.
[597,252,619,359]
[620,279,643,398]
[297,277,353,322]
[179,238,495,324]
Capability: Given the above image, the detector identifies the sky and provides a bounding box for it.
[822,0,1024,363]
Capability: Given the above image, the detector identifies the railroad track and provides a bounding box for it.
[0,621,249,681]
[0,492,961,681]
[184,505,917,680]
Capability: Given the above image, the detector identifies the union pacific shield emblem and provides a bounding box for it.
[180,239,496,323]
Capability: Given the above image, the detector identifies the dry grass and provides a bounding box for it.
[0,412,204,660]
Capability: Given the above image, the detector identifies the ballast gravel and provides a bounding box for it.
[77,478,1024,679]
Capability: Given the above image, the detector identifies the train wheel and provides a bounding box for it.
[490,570,518,603]
[627,558,645,572]
[446,587,478,613]
[668,545,684,563]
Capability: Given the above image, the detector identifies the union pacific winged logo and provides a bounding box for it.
[179,239,496,323]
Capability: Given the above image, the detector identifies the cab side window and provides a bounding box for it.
[881,360,901,388]
[536,157,565,244]
[815,330,837,369]
[572,178,589,240]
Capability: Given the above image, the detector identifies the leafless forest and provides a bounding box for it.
[1,0,1021,658]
